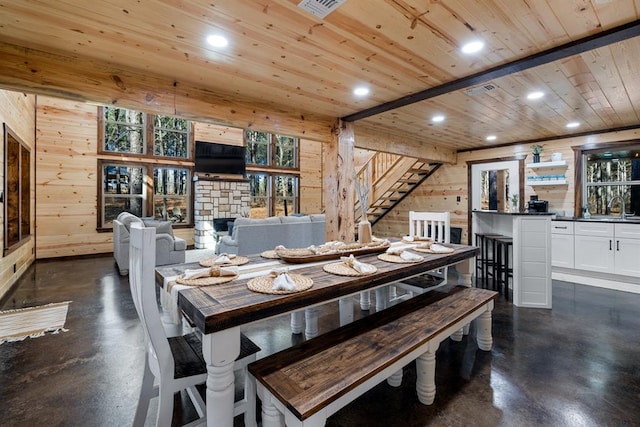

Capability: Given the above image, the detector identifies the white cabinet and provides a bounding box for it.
[573,222,640,276]
[574,234,615,273]
[551,221,574,268]
[613,224,640,276]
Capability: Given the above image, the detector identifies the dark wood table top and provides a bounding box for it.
[157,244,479,335]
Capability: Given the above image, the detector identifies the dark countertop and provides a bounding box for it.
[553,216,640,224]
[473,210,554,216]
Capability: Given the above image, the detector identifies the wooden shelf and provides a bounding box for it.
[526,160,568,169]
[527,179,568,186]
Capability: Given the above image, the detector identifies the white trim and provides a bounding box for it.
[552,270,640,294]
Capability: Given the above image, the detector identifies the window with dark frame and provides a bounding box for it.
[245,130,300,217]
[582,144,640,217]
[3,124,31,255]
[98,107,193,229]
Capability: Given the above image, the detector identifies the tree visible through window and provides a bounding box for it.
[245,130,299,217]
[98,107,192,228]
[583,145,640,217]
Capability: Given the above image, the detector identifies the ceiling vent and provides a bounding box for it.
[464,83,498,96]
[298,0,347,19]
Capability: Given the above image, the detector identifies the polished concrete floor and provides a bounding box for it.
[1,255,639,426]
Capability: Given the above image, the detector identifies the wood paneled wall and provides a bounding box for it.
[374,128,640,243]
[33,95,326,260]
[0,89,35,300]
[299,139,323,214]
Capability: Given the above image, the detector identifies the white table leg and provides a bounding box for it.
[387,369,403,387]
[454,258,474,338]
[359,291,370,310]
[305,307,319,339]
[203,328,241,427]
[375,287,388,312]
[339,297,354,326]
[456,257,473,287]
[477,302,494,351]
[416,341,440,405]
[290,311,304,334]
[260,391,285,427]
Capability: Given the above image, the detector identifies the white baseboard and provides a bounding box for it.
[552,270,640,294]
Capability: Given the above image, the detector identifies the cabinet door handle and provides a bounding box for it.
[617,240,620,251]
[555,226,567,229]
[609,239,612,250]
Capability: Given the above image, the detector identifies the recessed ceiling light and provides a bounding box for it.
[431,114,445,123]
[527,91,544,100]
[353,86,369,96]
[206,34,228,48]
[566,121,580,128]
[461,40,484,54]
[486,135,497,141]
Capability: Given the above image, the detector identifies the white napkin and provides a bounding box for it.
[211,265,239,276]
[214,253,236,264]
[400,251,423,261]
[386,246,405,255]
[182,267,212,280]
[429,243,455,254]
[270,268,297,291]
[340,254,376,274]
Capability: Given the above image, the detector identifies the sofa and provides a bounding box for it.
[113,212,187,275]
[217,214,326,255]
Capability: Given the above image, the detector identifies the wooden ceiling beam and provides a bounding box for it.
[353,125,457,164]
[342,20,640,122]
[0,41,334,142]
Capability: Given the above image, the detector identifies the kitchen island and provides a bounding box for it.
[473,210,553,309]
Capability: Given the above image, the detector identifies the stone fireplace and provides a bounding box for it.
[194,177,250,249]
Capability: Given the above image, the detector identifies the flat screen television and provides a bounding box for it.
[195,141,246,175]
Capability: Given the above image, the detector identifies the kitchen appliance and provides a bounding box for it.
[527,195,549,213]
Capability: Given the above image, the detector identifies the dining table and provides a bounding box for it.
[155,240,479,427]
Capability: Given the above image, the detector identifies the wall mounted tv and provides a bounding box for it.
[195,141,246,175]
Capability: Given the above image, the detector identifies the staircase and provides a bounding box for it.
[355,152,441,225]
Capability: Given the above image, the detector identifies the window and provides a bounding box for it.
[582,144,640,217]
[154,167,189,223]
[98,107,193,229]
[245,131,298,169]
[4,124,31,255]
[102,163,145,226]
[244,130,300,217]
[246,173,299,218]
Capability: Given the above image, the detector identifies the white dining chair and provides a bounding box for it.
[394,211,451,300]
[129,223,259,427]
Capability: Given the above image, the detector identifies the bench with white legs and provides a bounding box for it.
[248,286,497,427]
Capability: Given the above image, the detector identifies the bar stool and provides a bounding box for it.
[494,236,513,299]
[474,233,503,289]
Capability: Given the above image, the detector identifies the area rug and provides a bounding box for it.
[0,301,71,344]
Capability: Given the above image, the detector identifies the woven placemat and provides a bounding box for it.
[175,274,238,286]
[377,253,424,264]
[323,262,377,276]
[260,250,280,259]
[247,274,313,294]
[413,246,455,254]
[199,256,250,267]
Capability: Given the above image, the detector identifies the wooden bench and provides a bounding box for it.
[248,286,498,427]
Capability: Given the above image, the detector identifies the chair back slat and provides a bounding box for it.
[409,211,450,244]
[129,223,174,376]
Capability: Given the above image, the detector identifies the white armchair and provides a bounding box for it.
[113,212,186,275]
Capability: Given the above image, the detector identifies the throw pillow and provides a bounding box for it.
[142,219,174,237]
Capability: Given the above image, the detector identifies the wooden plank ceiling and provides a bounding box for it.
[1,0,640,156]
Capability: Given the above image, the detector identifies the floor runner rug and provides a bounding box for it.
[0,301,71,344]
